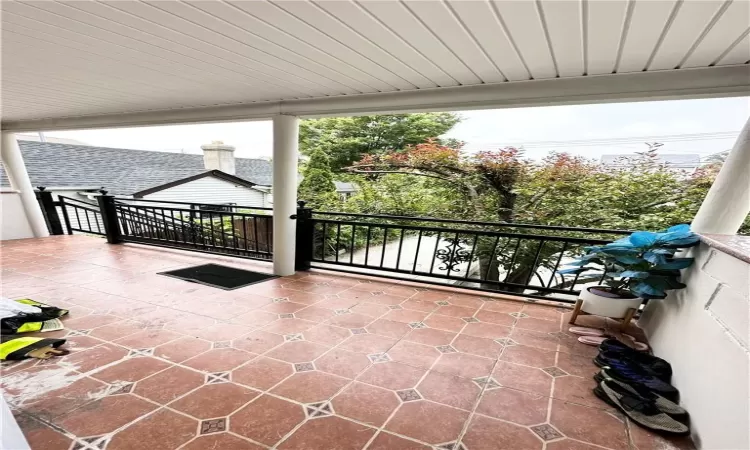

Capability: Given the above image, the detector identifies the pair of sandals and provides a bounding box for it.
[569,326,649,351]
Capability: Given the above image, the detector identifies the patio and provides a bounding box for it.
[1,235,691,450]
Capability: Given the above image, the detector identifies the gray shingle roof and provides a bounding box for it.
[600,153,701,168]
[0,141,272,195]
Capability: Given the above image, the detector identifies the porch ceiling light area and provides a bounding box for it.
[2,0,749,130]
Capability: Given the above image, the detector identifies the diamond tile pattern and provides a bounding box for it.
[106,382,134,396]
[68,329,91,337]
[396,389,422,402]
[2,236,653,450]
[531,423,564,441]
[294,362,315,372]
[206,372,230,384]
[128,348,154,357]
[200,418,227,434]
[543,367,569,377]
[436,345,457,353]
[438,442,468,450]
[473,376,501,390]
[305,401,334,418]
[494,338,518,346]
[368,353,392,363]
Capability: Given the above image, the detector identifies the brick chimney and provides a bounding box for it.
[201,141,235,175]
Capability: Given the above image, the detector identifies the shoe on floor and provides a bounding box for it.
[594,378,689,436]
[594,370,688,420]
[596,345,672,382]
[594,364,680,403]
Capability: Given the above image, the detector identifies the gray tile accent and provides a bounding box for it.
[530,424,564,441]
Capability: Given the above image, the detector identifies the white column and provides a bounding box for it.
[272,115,299,276]
[691,116,750,234]
[1,132,49,238]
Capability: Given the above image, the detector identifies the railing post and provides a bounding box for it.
[96,189,123,244]
[34,186,64,235]
[294,200,314,271]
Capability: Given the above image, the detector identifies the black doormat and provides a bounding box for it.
[159,263,278,290]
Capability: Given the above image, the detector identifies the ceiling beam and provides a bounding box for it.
[2,65,748,132]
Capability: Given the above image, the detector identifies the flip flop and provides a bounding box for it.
[578,335,610,346]
[568,326,605,336]
[578,334,649,352]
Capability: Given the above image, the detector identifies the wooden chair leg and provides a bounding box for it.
[620,308,636,331]
[569,299,583,325]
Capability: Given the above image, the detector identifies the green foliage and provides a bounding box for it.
[299,113,461,170]
[558,224,700,299]
[344,140,745,292]
[298,148,338,209]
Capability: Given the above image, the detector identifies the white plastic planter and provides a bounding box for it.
[579,286,642,319]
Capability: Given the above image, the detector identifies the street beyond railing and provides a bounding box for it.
[305,210,631,303]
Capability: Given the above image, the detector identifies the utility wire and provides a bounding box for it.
[464,131,740,150]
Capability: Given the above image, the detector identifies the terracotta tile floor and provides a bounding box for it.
[1,236,691,450]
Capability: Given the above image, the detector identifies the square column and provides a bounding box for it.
[272,115,299,276]
[1,132,49,238]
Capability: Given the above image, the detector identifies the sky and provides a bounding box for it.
[34,96,750,161]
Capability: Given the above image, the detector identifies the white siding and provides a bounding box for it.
[0,191,34,240]
[141,176,267,208]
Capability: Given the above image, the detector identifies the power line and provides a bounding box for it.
[464,131,740,150]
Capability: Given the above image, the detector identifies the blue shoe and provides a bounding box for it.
[597,341,672,381]
[594,364,679,402]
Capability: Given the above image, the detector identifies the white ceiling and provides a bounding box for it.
[2,0,749,128]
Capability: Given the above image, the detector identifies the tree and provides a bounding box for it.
[298,148,338,209]
[346,141,745,292]
[299,113,462,171]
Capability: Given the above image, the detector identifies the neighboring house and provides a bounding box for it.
[334,181,358,201]
[0,140,274,209]
[600,153,702,172]
[1,140,357,210]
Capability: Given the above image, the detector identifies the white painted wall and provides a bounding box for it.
[0,191,35,240]
[639,242,749,450]
[141,176,267,208]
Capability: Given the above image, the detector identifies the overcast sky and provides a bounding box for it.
[37,96,749,161]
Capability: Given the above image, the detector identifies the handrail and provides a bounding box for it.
[116,203,260,249]
[114,202,272,217]
[114,197,273,211]
[58,195,98,208]
[118,207,270,256]
[311,217,615,244]
[314,211,632,235]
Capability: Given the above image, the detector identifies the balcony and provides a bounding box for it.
[0,235,694,450]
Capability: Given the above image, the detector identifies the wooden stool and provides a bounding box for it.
[569,299,637,331]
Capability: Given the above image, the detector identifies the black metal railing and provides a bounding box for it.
[113,199,273,261]
[56,196,106,236]
[35,188,634,302]
[307,211,631,303]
